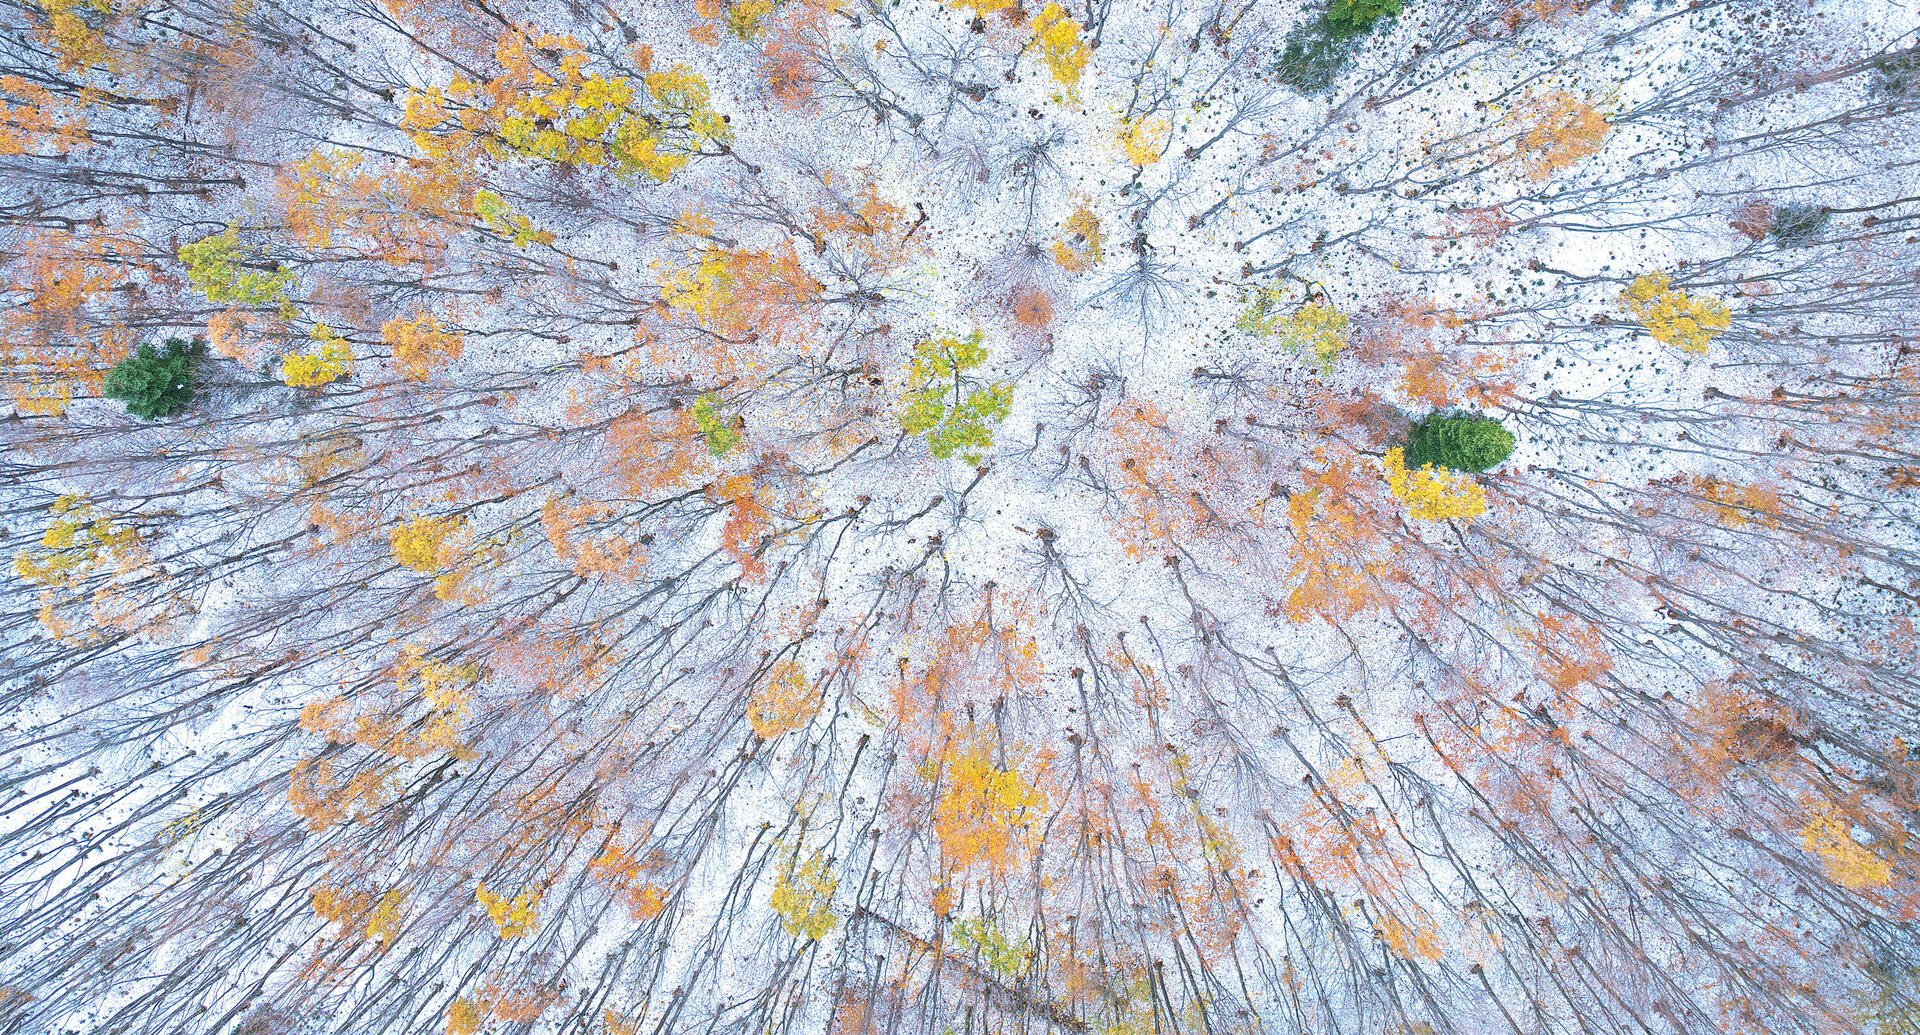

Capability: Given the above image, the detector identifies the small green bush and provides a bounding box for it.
[104,338,202,419]
[1402,412,1515,473]
[1770,203,1830,246]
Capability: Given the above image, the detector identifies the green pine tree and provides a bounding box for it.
[104,338,202,419]
[1402,411,1515,473]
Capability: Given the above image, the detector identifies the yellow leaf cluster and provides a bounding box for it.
[282,326,354,387]
[1506,89,1611,181]
[1283,477,1388,622]
[36,0,113,71]
[288,758,397,832]
[1032,4,1089,88]
[1620,272,1731,353]
[402,29,728,183]
[1378,913,1443,962]
[0,76,90,156]
[388,514,468,573]
[1239,292,1349,371]
[769,851,838,940]
[1050,201,1104,271]
[1383,447,1488,521]
[397,646,478,754]
[1119,115,1170,167]
[475,883,541,938]
[748,658,816,739]
[366,888,406,944]
[933,737,1045,875]
[1800,798,1892,890]
[383,313,463,380]
[1687,475,1781,529]
[445,999,480,1035]
[11,495,138,589]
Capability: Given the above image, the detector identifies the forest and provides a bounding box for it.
[2,0,1918,1033]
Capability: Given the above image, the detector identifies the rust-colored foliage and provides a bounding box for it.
[1,230,136,415]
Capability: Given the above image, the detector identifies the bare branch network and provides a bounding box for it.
[2,0,1919,1033]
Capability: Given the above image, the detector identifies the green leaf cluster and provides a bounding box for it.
[692,393,742,456]
[900,330,1012,466]
[950,915,1029,980]
[1402,411,1515,473]
[472,189,551,248]
[178,227,295,314]
[103,338,201,419]
[1237,289,1349,372]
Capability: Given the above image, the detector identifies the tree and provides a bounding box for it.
[102,338,200,418]
[1325,0,1404,40]
[1620,272,1732,353]
[1274,0,1404,93]
[281,326,353,387]
[178,228,295,314]
[1770,203,1830,246]
[900,331,1013,464]
[1504,89,1612,180]
[1238,291,1350,371]
[1383,446,1488,520]
[1030,4,1089,89]
[5,2,1920,1034]
[1401,411,1514,472]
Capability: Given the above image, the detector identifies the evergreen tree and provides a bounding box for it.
[1770,203,1831,246]
[1402,411,1515,473]
[103,338,201,419]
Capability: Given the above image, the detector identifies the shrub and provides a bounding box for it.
[1769,203,1829,246]
[1402,412,1514,473]
[103,338,201,419]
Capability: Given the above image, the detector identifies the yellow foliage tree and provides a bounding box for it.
[1620,272,1732,353]
[1687,475,1781,529]
[383,314,464,380]
[282,325,354,387]
[1800,798,1892,890]
[1050,201,1104,271]
[748,658,816,739]
[770,851,838,940]
[1238,291,1349,371]
[1031,4,1090,88]
[445,998,480,1035]
[389,514,468,573]
[1383,447,1487,521]
[475,884,541,938]
[1119,115,1170,166]
[366,888,407,944]
[402,30,729,183]
[932,736,1045,876]
[11,495,139,589]
[1505,89,1611,180]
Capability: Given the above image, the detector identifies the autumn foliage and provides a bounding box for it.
[2,4,1917,1035]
